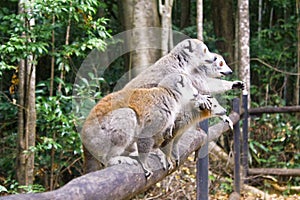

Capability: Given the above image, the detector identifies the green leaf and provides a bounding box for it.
[0,185,8,193]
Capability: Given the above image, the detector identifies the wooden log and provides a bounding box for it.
[1,112,239,200]
[248,168,300,176]
[249,106,300,115]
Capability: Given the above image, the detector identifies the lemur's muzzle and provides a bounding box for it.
[220,70,233,76]
[218,110,227,116]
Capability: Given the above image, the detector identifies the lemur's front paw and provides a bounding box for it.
[175,159,180,168]
[172,153,180,167]
[140,161,153,179]
[220,115,233,130]
[164,126,174,140]
[166,157,174,171]
[144,169,153,179]
[195,95,212,110]
[232,81,245,90]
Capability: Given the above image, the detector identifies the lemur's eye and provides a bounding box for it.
[219,61,223,67]
[213,56,217,61]
[204,48,207,53]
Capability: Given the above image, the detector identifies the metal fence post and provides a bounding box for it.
[233,98,240,194]
[196,119,209,200]
[242,91,249,183]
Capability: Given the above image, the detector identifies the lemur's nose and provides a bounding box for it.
[218,109,226,116]
[221,70,232,76]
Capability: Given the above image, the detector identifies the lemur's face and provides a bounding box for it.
[194,53,233,78]
[175,39,232,78]
[211,53,232,77]
[210,97,226,116]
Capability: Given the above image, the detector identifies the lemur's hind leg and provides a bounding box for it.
[137,137,154,179]
[159,140,174,171]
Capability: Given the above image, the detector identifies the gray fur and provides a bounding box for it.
[81,73,201,177]
[83,39,242,173]
[161,97,228,167]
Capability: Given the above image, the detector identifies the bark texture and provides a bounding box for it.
[295,1,300,105]
[159,0,174,56]
[238,0,251,106]
[16,0,36,187]
[180,0,190,29]
[121,0,161,78]
[197,0,203,41]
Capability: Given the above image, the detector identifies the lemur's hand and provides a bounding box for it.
[220,115,233,130]
[232,81,245,90]
[194,94,212,110]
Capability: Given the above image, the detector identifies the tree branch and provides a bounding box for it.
[2,112,239,200]
[248,168,300,176]
[249,106,300,115]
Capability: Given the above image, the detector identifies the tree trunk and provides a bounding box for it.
[238,0,250,185]
[234,7,239,73]
[16,0,36,188]
[159,0,174,56]
[180,0,190,29]
[238,0,250,103]
[121,0,161,79]
[258,0,263,33]
[211,0,235,64]
[57,1,72,94]
[295,1,300,105]
[50,16,55,97]
[197,0,203,41]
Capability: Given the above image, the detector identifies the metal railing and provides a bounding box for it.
[196,93,300,199]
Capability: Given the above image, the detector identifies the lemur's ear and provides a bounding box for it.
[178,74,185,87]
[184,40,194,53]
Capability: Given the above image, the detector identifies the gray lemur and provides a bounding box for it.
[161,52,237,167]
[161,97,232,168]
[124,39,244,95]
[81,73,208,177]
[82,39,244,173]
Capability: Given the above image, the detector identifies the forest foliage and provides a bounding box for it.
[0,0,299,196]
